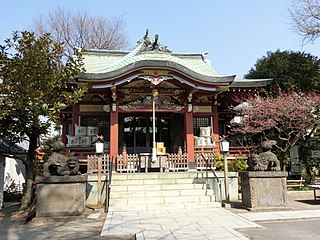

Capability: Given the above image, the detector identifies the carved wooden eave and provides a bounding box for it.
[119,104,185,112]
[78,65,235,86]
[118,96,185,112]
[80,70,232,92]
[80,93,107,103]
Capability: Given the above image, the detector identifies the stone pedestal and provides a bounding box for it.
[36,175,88,217]
[240,171,288,210]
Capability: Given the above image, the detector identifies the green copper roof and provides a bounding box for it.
[83,47,220,77]
[80,31,236,84]
[231,79,273,88]
[79,30,273,90]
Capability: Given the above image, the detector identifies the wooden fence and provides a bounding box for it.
[116,153,139,173]
[84,145,252,174]
[167,153,189,171]
[87,154,110,174]
[115,153,189,173]
[195,152,216,170]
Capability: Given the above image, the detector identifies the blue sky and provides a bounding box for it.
[0,0,319,78]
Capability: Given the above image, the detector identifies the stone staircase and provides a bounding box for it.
[108,171,221,211]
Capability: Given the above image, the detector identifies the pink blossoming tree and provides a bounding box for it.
[230,92,320,170]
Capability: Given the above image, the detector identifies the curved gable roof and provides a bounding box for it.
[79,31,236,84]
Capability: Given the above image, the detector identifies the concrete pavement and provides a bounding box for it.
[237,219,320,240]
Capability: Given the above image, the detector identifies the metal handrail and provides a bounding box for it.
[202,153,223,203]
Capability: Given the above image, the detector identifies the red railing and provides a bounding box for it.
[194,146,254,158]
[228,146,254,158]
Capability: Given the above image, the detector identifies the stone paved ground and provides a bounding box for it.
[0,190,319,240]
[102,208,259,240]
[101,190,320,240]
[0,204,108,240]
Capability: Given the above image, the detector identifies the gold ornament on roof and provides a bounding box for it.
[139,70,173,85]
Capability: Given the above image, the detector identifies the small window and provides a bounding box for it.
[193,117,210,136]
[81,116,110,141]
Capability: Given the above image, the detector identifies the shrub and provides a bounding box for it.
[216,156,248,172]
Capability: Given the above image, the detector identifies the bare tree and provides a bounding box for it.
[290,0,320,43]
[32,6,129,54]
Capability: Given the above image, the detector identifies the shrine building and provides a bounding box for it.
[61,31,271,172]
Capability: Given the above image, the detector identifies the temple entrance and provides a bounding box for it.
[119,113,184,154]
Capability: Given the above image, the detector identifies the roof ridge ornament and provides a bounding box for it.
[137,29,171,53]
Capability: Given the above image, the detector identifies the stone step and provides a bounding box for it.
[108,201,221,212]
[110,183,206,192]
[111,177,203,186]
[109,195,214,206]
[109,189,213,199]
[108,172,222,212]
[111,171,213,180]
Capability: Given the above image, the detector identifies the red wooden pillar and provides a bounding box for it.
[212,105,220,153]
[72,104,79,135]
[184,111,195,168]
[62,121,67,145]
[110,110,119,164]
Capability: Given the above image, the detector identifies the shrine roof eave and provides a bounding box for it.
[230,78,273,88]
[0,141,27,156]
[78,60,236,85]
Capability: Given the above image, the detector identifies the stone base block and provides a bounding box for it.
[36,175,87,217]
[86,174,108,207]
[240,171,288,210]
